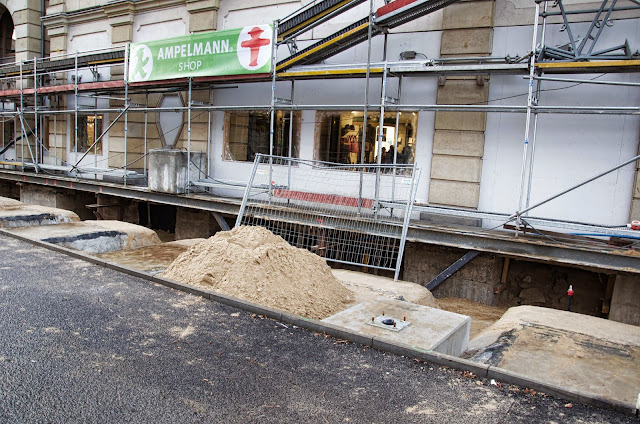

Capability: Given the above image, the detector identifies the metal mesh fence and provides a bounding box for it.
[236,154,420,279]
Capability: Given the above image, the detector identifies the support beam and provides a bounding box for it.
[425,251,480,291]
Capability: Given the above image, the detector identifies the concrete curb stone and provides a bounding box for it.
[487,366,634,414]
[280,312,374,347]
[372,337,490,378]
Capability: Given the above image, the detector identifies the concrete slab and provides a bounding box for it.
[0,199,80,228]
[466,306,640,407]
[5,220,161,254]
[322,298,471,356]
[0,197,24,209]
[332,269,439,308]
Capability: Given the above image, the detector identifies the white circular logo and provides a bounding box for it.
[129,44,153,82]
[237,25,272,71]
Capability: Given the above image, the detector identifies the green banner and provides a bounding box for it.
[128,25,273,83]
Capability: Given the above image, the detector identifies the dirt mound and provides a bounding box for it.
[162,226,353,319]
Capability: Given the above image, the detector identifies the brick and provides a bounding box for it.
[440,28,493,55]
[433,130,485,157]
[431,155,482,183]
[428,179,480,208]
[442,1,495,30]
[435,111,486,131]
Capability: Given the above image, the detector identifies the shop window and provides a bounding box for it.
[316,111,417,166]
[224,110,300,162]
[74,115,103,154]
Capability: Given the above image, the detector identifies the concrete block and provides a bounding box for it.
[433,130,485,157]
[431,155,483,183]
[440,28,493,55]
[148,149,189,194]
[442,1,495,29]
[322,299,470,356]
[634,171,640,198]
[609,275,640,326]
[435,111,486,131]
[436,79,490,105]
[429,179,480,208]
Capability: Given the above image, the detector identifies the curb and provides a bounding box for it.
[0,228,635,415]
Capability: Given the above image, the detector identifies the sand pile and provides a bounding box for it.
[162,226,353,319]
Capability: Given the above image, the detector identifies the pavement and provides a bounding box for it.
[0,234,636,423]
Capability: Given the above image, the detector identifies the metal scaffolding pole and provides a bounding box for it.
[19,62,23,168]
[74,52,78,164]
[517,2,540,229]
[33,58,38,168]
[287,80,294,189]
[187,77,192,193]
[359,0,374,214]
[144,92,148,177]
[268,21,279,199]
[524,0,549,213]
[124,43,130,186]
[207,88,212,178]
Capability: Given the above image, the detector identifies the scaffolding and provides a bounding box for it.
[0,0,638,267]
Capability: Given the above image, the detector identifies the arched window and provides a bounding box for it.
[0,7,14,62]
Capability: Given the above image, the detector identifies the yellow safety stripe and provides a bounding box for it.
[278,0,354,40]
[278,67,384,78]
[537,60,640,69]
[276,22,368,71]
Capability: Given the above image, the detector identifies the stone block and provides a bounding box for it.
[630,198,640,221]
[111,23,132,44]
[428,179,480,208]
[440,28,493,55]
[435,111,486,131]
[174,207,224,240]
[609,275,640,326]
[403,243,502,305]
[14,36,41,54]
[436,79,490,105]
[442,1,495,29]
[431,155,482,183]
[49,36,66,54]
[433,130,485,157]
[189,10,217,33]
[634,171,640,198]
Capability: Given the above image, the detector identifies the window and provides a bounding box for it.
[224,110,300,161]
[316,111,417,165]
[74,115,103,154]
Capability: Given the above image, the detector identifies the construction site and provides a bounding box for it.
[0,0,639,415]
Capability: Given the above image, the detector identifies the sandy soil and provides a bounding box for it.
[162,226,353,319]
[436,298,507,339]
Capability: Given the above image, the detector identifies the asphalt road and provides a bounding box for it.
[0,235,635,423]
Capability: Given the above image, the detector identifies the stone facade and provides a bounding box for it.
[429,0,495,208]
